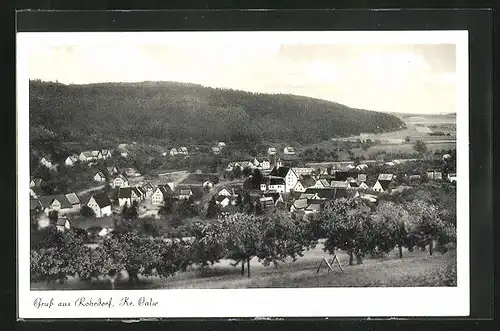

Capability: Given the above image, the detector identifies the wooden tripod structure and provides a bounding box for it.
[316,254,344,273]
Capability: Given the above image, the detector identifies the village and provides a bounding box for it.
[29,140,457,239]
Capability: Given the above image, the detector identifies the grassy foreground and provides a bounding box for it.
[32,243,457,290]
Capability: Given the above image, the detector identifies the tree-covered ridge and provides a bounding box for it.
[29,80,405,145]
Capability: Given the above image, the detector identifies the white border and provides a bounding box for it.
[17,31,469,319]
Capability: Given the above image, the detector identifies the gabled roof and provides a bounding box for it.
[38,195,73,209]
[179,147,188,152]
[118,187,132,198]
[30,178,42,186]
[330,181,349,188]
[65,193,80,205]
[333,171,350,181]
[106,166,118,173]
[133,187,143,197]
[269,166,291,178]
[156,185,174,197]
[300,177,316,188]
[318,179,331,187]
[293,199,308,210]
[217,195,230,203]
[90,193,112,208]
[91,151,100,156]
[269,178,285,186]
[263,192,281,203]
[376,179,391,190]
[95,171,106,178]
[305,202,323,212]
[299,193,315,200]
[137,186,147,195]
[304,188,336,200]
[378,174,394,181]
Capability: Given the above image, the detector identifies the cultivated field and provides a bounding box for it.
[32,242,456,290]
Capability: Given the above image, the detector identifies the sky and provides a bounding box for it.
[28,41,457,114]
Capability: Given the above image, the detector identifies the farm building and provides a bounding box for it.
[87,193,112,218]
[38,195,74,215]
[93,171,106,182]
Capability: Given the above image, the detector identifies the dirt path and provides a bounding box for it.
[76,184,105,196]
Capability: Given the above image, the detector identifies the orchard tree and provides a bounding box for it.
[206,195,219,218]
[80,205,95,218]
[413,140,428,155]
[190,220,228,267]
[372,201,411,258]
[406,200,444,255]
[321,198,374,265]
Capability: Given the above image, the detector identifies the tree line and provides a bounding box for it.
[30,196,456,287]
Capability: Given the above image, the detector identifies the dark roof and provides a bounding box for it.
[38,195,73,209]
[377,179,391,190]
[137,186,147,195]
[216,195,229,203]
[118,187,132,198]
[132,187,143,197]
[300,177,316,188]
[91,193,112,208]
[304,187,349,200]
[143,183,154,190]
[269,166,291,178]
[65,193,80,205]
[269,178,285,186]
[157,185,174,197]
[334,171,350,181]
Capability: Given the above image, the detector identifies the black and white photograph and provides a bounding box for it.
[17,30,469,318]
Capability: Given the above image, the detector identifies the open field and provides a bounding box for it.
[32,242,456,290]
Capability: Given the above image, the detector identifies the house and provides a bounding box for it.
[118,187,143,207]
[303,187,349,201]
[169,148,179,156]
[355,164,368,171]
[448,173,457,183]
[427,171,443,180]
[142,183,154,198]
[408,174,421,181]
[378,174,395,181]
[442,154,452,160]
[152,185,174,205]
[284,147,295,155]
[202,180,214,189]
[259,196,275,209]
[87,193,112,218]
[211,147,221,155]
[292,167,315,176]
[56,217,71,232]
[65,193,81,213]
[218,188,233,197]
[293,177,317,193]
[40,157,53,168]
[123,167,141,178]
[373,179,392,193]
[93,171,107,182]
[216,195,231,208]
[178,189,193,200]
[38,195,74,215]
[106,166,119,175]
[118,143,128,149]
[290,199,308,213]
[178,147,189,155]
[263,192,284,206]
[268,178,286,193]
[64,155,78,166]
[101,149,112,159]
[357,174,367,182]
[120,152,128,158]
[79,151,95,162]
[267,147,277,155]
[218,142,226,148]
[252,158,260,167]
[136,187,147,200]
[269,166,299,193]
[112,174,129,188]
[260,158,271,170]
[313,179,331,189]
[30,178,43,188]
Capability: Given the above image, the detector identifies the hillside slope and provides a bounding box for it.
[29,80,405,145]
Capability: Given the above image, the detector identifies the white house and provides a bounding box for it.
[218,142,226,148]
[169,148,179,156]
[448,173,457,183]
[94,171,107,182]
[87,193,112,218]
[178,147,189,155]
[118,187,143,207]
[30,178,42,188]
[269,166,299,193]
[112,174,129,188]
[211,147,221,155]
[64,155,78,166]
[152,185,174,205]
[38,195,74,215]
[120,152,128,158]
[284,147,295,155]
[142,183,154,198]
[268,178,286,193]
[101,149,112,159]
[79,151,96,162]
[216,195,230,208]
[373,179,391,193]
[178,189,193,200]
[218,188,232,197]
[427,171,443,180]
[313,179,331,189]
[267,147,277,155]
[40,157,53,168]
[260,158,271,170]
[106,166,119,176]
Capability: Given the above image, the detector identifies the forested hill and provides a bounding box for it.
[29,80,405,145]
